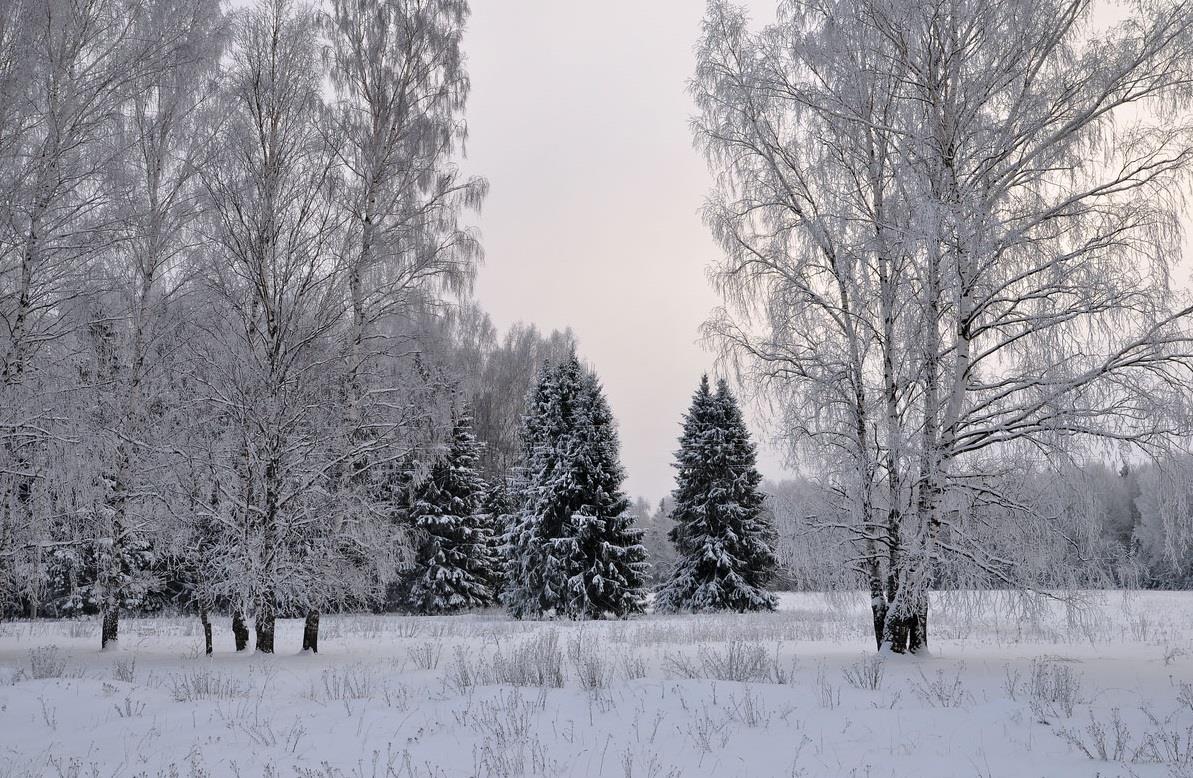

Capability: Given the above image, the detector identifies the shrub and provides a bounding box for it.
[28,646,69,680]
[842,654,883,691]
[169,670,248,701]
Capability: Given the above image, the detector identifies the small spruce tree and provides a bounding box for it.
[480,478,516,601]
[404,410,497,614]
[656,376,778,613]
[502,362,568,618]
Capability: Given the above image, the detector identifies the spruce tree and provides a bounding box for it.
[480,478,516,601]
[502,362,567,618]
[656,376,778,613]
[503,352,647,619]
[404,410,498,614]
[552,371,648,618]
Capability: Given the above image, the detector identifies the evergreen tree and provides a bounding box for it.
[552,372,648,618]
[480,478,516,601]
[404,411,498,614]
[504,352,647,619]
[502,363,560,618]
[656,376,778,613]
[380,455,419,612]
[504,355,588,617]
[45,534,157,618]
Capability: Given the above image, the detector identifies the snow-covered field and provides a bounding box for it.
[1,592,1191,778]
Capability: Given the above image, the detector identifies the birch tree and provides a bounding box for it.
[199,0,346,654]
[696,0,1193,652]
[0,0,171,620]
[319,0,486,647]
[1135,455,1193,586]
[83,0,227,649]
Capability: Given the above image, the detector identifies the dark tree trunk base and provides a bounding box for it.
[101,608,118,650]
[200,609,213,656]
[302,611,319,653]
[255,611,275,654]
[886,619,909,653]
[232,611,249,652]
[908,608,928,654]
[881,609,929,654]
[870,603,887,651]
[869,579,887,651]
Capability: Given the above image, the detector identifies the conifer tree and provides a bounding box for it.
[504,352,647,619]
[480,478,516,601]
[552,372,648,618]
[404,411,497,614]
[507,356,588,616]
[502,363,559,618]
[656,376,778,613]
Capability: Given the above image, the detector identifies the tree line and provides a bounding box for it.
[0,0,494,651]
[0,0,574,650]
[0,0,784,654]
[382,359,781,625]
[768,457,1193,595]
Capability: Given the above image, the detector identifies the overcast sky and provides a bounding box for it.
[463,1,786,502]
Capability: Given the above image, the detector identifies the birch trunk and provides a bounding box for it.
[254,603,275,654]
[200,608,213,656]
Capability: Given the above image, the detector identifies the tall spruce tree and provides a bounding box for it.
[552,371,648,618]
[404,410,497,614]
[503,352,647,619]
[656,376,778,613]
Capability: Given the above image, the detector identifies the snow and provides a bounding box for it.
[1,591,1191,777]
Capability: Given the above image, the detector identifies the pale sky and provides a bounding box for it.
[463,1,787,502]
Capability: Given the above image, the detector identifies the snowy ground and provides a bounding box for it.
[1,592,1191,777]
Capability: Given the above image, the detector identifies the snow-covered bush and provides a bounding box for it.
[841,654,884,691]
[27,646,68,680]
[169,670,247,702]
